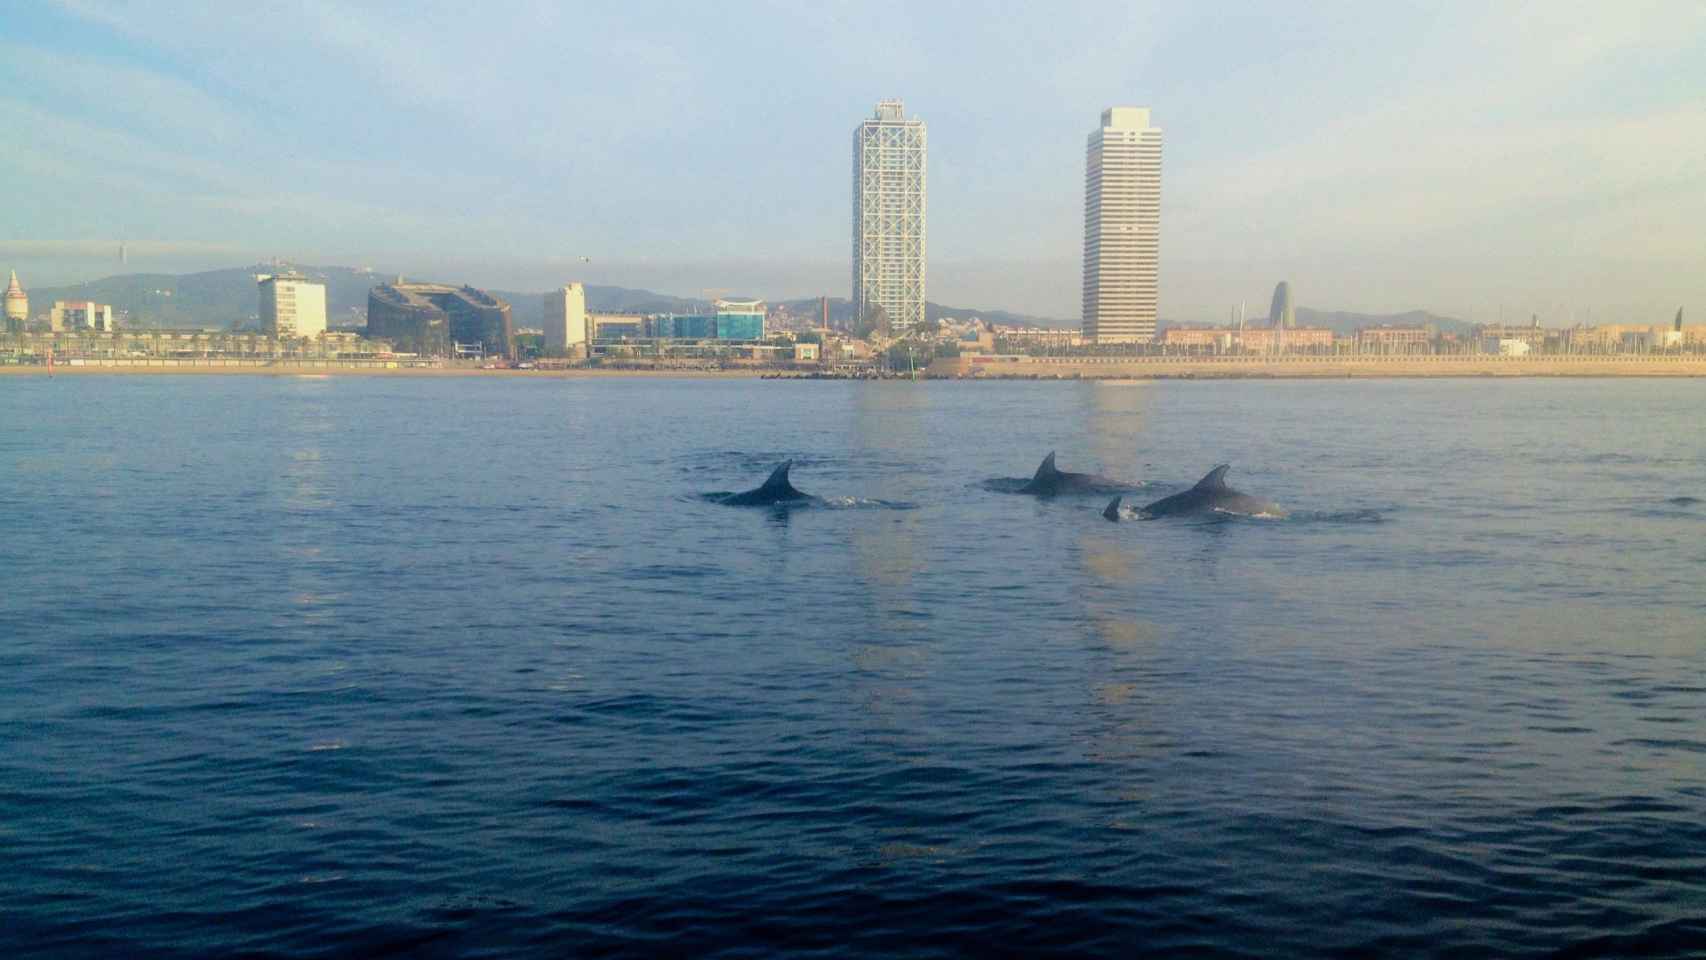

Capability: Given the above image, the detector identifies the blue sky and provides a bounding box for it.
[2,0,1702,323]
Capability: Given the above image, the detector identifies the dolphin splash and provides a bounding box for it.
[1107,465,1287,520]
[714,461,812,506]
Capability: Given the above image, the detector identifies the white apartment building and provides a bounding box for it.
[258,274,327,338]
[1082,107,1163,344]
[544,283,589,353]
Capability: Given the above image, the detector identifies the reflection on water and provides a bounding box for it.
[845,385,934,748]
[1084,379,1152,473]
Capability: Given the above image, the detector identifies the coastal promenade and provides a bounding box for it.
[4,354,1706,379]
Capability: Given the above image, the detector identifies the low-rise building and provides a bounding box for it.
[49,300,116,332]
[1357,326,1433,353]
[1238,328,1335,352]
[590,314,646,339]
[1162,326,1333,352]
[650,314,717,339]
[714,299,766,341]
[997,325,1083,350]
[1162,328,1232,350]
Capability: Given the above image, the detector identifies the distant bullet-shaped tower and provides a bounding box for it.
[1269,281,1294,329]
[1082,107,1163,344]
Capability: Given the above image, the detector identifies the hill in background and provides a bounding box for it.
[27,264,1469,336]
[32,265,707,331]
[1159,308,1472,337]
[1293,307,1472,337]
[32,265,1060,332]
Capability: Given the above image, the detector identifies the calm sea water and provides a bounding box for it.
[4,375,1705,958]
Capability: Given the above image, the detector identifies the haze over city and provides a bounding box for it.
[3,1,1703,324]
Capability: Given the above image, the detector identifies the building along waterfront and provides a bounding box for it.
[713,299,766,340]
[258,274,328,339]
[1082,107,1163,345]
[367,280,514,359]
[853,100,927,334]
[48,300,116,332]
[544,283,589,356]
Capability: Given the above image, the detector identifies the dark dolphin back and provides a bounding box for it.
[1103,496,1122,521]
[759,461,799,498]
[1194,465,1232,491]
[1031,452,1059,485]
[720,460,806,505]
[1020,452,1060,494]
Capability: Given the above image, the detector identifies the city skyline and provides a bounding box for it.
[2,3,1703,324]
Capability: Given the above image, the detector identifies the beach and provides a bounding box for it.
[5,355,1706,379]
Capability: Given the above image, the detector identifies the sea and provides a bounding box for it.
[3,374,1705,958]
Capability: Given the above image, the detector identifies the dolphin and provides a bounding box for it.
[716,461,812,506]
[1017,452,1124,497]
[1103,496,1123,521]
[1116,465,1287,520]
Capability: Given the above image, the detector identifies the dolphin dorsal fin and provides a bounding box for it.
[1103,496,1122,521]
[1032,452,1059,483]
[1194,465,1232,490]
[760,461,794,491]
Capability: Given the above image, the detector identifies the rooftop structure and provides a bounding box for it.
[1082,107,1163,344]
[853,100,927,334]
[367,280,513,357]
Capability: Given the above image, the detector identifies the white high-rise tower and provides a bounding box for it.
[544,283,588,354]
[852,100,927,335]
[1082,107,1163,344]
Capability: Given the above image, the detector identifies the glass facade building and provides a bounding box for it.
[713,313,763,341]
[652,315,717,339]
[713,299,765,341]
[639,302,765,341]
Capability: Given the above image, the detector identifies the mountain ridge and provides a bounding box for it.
[26,264,1470,335]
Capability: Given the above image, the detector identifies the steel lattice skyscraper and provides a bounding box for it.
[852,100,926,334]
[1082,107,1163,344]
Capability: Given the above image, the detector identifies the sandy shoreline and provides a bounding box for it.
[3,357,1705,379]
